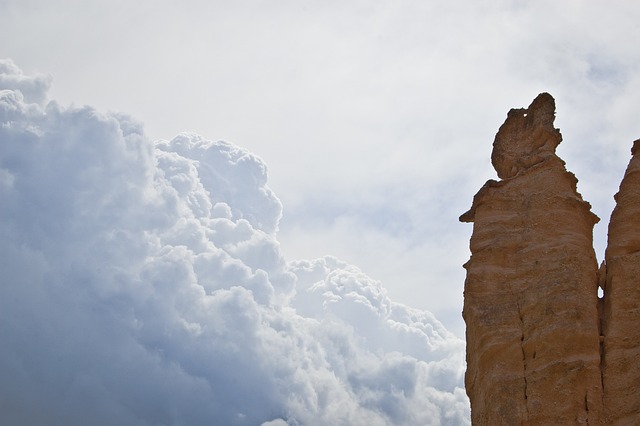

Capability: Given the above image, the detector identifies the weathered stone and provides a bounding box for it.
[602,139,640,424]
[461,93,603,425]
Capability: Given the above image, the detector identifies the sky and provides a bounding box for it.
[1,1,639,425]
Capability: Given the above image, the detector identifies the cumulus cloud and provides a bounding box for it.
[0,59,51,105]
[0,59,469,425]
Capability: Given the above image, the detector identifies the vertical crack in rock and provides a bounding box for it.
[517,300,530,418]
[597,260,606,411]
[602,139,640,424]
[461,93,603,425]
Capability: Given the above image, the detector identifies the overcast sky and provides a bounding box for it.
[1,1,639,424]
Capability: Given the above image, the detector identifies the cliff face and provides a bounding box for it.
[462,94,640,424]
[602,139,640,424]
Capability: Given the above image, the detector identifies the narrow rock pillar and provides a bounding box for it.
[602,139,640,424]
[461,93,603,425]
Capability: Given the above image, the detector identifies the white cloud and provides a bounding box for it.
[4,1,639,340]
[0,58,51,104]
[0,60,468,425]
[4,2,639,423]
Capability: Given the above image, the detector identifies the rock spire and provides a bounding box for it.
[601,139,640,423]
[461,93,640,424]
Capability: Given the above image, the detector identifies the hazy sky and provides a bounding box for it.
[1,1,639,424]
[3,0,640,336]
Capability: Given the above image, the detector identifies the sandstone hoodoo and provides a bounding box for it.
[602,139,640,424]
[462,93,640,425]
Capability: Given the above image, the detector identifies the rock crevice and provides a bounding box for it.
[462,93,639,425]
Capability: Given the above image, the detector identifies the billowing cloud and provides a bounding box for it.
[0,59,468,425]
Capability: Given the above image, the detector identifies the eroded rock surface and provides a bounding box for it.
[461,93,603,424]
[602,139,640,424]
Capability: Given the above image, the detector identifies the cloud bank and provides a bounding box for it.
[0,60,468,425]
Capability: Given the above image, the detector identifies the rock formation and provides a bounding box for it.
[461,93,603,424]
[602,139,640,424]
[461,93,640,424]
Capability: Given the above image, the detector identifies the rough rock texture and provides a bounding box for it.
[602,139,640,424]
[461,93,604,424]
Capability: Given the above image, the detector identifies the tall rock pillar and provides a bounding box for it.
[460,93,603,424]
[602,139,640,424]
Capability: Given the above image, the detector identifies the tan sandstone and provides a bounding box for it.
[602,139,640,424]
[461,93,604,424]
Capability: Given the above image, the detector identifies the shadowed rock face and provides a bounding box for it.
[461,93,603,425]
[602,139,640,424]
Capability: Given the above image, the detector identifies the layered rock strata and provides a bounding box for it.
[602,139,640,424]
[461,93,604,424]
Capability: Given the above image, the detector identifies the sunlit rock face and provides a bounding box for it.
[461,93,604,425]
[602,139,640,424]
